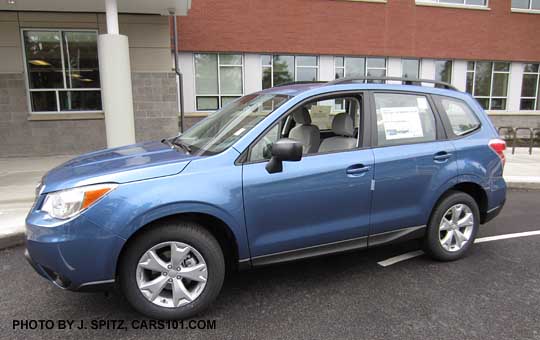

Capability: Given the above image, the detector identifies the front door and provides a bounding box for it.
[241,94,374,263]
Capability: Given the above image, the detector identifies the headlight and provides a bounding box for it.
[40,183,118,220]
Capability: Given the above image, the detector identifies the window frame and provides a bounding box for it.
[511,0,540,11]
[520,64,540,111]
[194,53,245,111]
[434,59,453,86]
[262,55,319,89]
[21,28,102,114]
[432,95,482,139]
[401,58,421,81]
[240,90,371,165]
[367,90,447,148]
[466,61,510,111]
[416,0,489,9]
[334,56,387,82]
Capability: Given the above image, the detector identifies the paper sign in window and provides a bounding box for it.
[380,107,424,140]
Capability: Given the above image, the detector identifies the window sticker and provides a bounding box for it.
[380,107,425,140]
[417,97,429,111]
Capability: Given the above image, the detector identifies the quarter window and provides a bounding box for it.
[22,29,101,113]
[262,55,318,89]
[511,0,540,10]
[520,64,540,110]
[195,53,243,110]
[466,61,510,110]
[437,97,480,136]
[334,57,387,83]
[374,93,436,146]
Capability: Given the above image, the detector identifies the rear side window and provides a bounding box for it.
[374,93,437,147]
[438,97,480,136]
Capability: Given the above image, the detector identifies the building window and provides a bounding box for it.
[402,59,420,83]
[511,0,540,10]
[520,64,540,110]
[22,29,101,113]
[262,55,318,89]
[195,53,243,110]
[334,56,386,83]
[416,0,488,7]
[434,60,453,86]
[466,61,510,110]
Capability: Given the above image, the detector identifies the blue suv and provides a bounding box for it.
[25,78,507,319]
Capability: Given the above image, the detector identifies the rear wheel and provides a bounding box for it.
[424,191,480,261]
[119,221,225,319]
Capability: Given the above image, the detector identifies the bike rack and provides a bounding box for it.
[512,127,534,155]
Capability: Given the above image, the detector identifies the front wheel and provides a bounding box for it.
[424,191,480,261]
[119,222,225,319]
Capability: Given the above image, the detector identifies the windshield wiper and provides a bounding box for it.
[172,139,192,154]
[160,138,188,154]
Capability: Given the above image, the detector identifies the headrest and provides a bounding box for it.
[292,107,312,125]
[332,113,354,137]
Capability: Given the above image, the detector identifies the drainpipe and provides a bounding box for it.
[98,0,136,147]
[170,10,185,133]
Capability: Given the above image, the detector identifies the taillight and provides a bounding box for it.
[489,138,506,167]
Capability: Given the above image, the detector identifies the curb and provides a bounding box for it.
[0,182,538,251]
[0,231,25,250]
[507,182,540,190]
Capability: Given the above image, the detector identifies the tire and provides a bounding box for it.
[424,191,480,261]
[119,221,225,320]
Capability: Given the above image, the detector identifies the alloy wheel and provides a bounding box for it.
[136,241,208,308]
[438,204,474,252]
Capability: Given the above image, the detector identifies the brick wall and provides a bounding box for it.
[176,0,540,62]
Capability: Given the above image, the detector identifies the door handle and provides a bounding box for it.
[346,164,370,176]
[433,151,452,162]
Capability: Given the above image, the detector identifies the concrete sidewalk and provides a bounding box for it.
[0,155,73,248]
[1,148,539,249]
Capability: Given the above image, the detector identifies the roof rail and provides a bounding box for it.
[327,76,458,91]
[274,81,327,87]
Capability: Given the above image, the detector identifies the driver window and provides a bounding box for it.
[249,124,282,162]
[248,95,361,162]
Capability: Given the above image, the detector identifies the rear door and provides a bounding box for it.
[368,91,458,242]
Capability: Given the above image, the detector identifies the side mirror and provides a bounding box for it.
[265,138,303,174]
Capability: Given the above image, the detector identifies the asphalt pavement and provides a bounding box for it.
[1,189,539,340]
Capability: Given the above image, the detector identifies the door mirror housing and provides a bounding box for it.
[265,138,303,174]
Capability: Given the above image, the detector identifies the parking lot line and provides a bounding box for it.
[377,250,425,267]
[474,230,540,243]
[377,229,540,267]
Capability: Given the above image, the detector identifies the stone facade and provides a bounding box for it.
[488,115,540,131]
[132,72,179,141]
[0,73,107,157]
[0,72,179,157]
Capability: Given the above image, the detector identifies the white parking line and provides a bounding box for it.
[377,250,425,267]
[475,230,540,243]
[377,230,540,267]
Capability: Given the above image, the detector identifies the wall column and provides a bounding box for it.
[98,0,136,148]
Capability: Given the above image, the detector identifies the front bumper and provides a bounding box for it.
[25,211,125,291]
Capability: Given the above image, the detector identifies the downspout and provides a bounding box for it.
[170,11,185,133]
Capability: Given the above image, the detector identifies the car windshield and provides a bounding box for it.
[175,93,291,155]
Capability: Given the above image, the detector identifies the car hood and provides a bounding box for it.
[41,141,201,193]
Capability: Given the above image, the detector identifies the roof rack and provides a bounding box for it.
[274,81,327,87]
[327,76,458,91]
